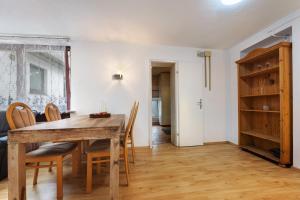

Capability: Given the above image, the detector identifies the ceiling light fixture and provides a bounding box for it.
[221,0,242,5]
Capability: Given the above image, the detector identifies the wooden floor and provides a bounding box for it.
[2,143,300,199]
[152,125,171,145]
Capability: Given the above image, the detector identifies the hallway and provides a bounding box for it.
[152,126,171,146]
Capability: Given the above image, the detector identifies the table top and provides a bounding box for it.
[10,114,125,133]
[8,114,125,143]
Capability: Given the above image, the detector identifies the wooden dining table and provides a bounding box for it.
[8,114,125,200]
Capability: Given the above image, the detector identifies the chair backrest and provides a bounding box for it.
[6,102,39,152]
[124,102,136,133]
[123,102,137,148]
[45,103,61,122]
[129,102,139,137]
[6,102,36,130]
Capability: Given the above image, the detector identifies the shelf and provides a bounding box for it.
[240,66,279,79]
[240,109,280,114]
[236,42,291,64]
[240,130,280,143]
[237,42,292,166]
[241,145,279,162]
[240,93,280,98]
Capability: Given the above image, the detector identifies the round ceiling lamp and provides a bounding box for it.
[221,0,242,5]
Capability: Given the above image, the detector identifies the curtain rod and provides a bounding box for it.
[0,33,70,41]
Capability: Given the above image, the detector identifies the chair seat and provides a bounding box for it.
[86,140,111,153]
[26,142,77,158]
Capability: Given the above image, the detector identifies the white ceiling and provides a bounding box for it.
[0,0,300,48]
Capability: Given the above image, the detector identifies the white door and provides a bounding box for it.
[178,61,204,146]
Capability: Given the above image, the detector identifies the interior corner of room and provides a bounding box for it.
[1,0,300,199]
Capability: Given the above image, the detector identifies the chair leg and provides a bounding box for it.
[124,152,129,186]
[72,146,81,177]
[49,161,53,172]
[77,141,83,158]
[96,158,101,175]
[56,157,63,200]
[33,162,40,185]
[83,140,89,153]
[86,154,93,193]
[131,137,136,163]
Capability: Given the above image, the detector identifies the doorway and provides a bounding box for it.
[151,61,177,146]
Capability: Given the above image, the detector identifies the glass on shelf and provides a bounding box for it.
[265,62,272,68]
[99,101,108,113]
[262,105,270,111]
[256,64,263,71]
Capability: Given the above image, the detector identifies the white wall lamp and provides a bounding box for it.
[112,73,123,80]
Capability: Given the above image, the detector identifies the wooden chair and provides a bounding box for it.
[126,102,139,163]
[45,102,82,173]
[6,102,80,200]
[85,102,137,193]
[45,103,62,121]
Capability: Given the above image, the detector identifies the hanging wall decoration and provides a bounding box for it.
[198,50,212,91]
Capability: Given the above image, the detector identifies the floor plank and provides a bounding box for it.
[1,143,300,199]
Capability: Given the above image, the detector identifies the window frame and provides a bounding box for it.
[29,63,47,95]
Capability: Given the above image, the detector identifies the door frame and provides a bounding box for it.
[148,59,180,148]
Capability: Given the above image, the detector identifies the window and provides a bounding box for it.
[0,42,70,112]
[30,64,47,95]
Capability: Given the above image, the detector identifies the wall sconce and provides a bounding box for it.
[112,73,123,80]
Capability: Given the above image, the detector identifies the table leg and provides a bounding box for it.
[8,142,26,200]
[110,135,120,200]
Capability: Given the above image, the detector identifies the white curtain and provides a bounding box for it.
[0,36,70,112]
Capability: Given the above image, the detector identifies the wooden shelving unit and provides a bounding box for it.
[240,130,280,143]
[236,42,292,166]
[240,109,280,113]
[241,145,280,162]
[240,93,280,98]
[240,66,279,79]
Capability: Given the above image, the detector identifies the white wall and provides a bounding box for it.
[291,18,300,168]
[226,10,300,167]
[71,40,227,146]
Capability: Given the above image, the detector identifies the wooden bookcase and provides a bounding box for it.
[236,42,292,166]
